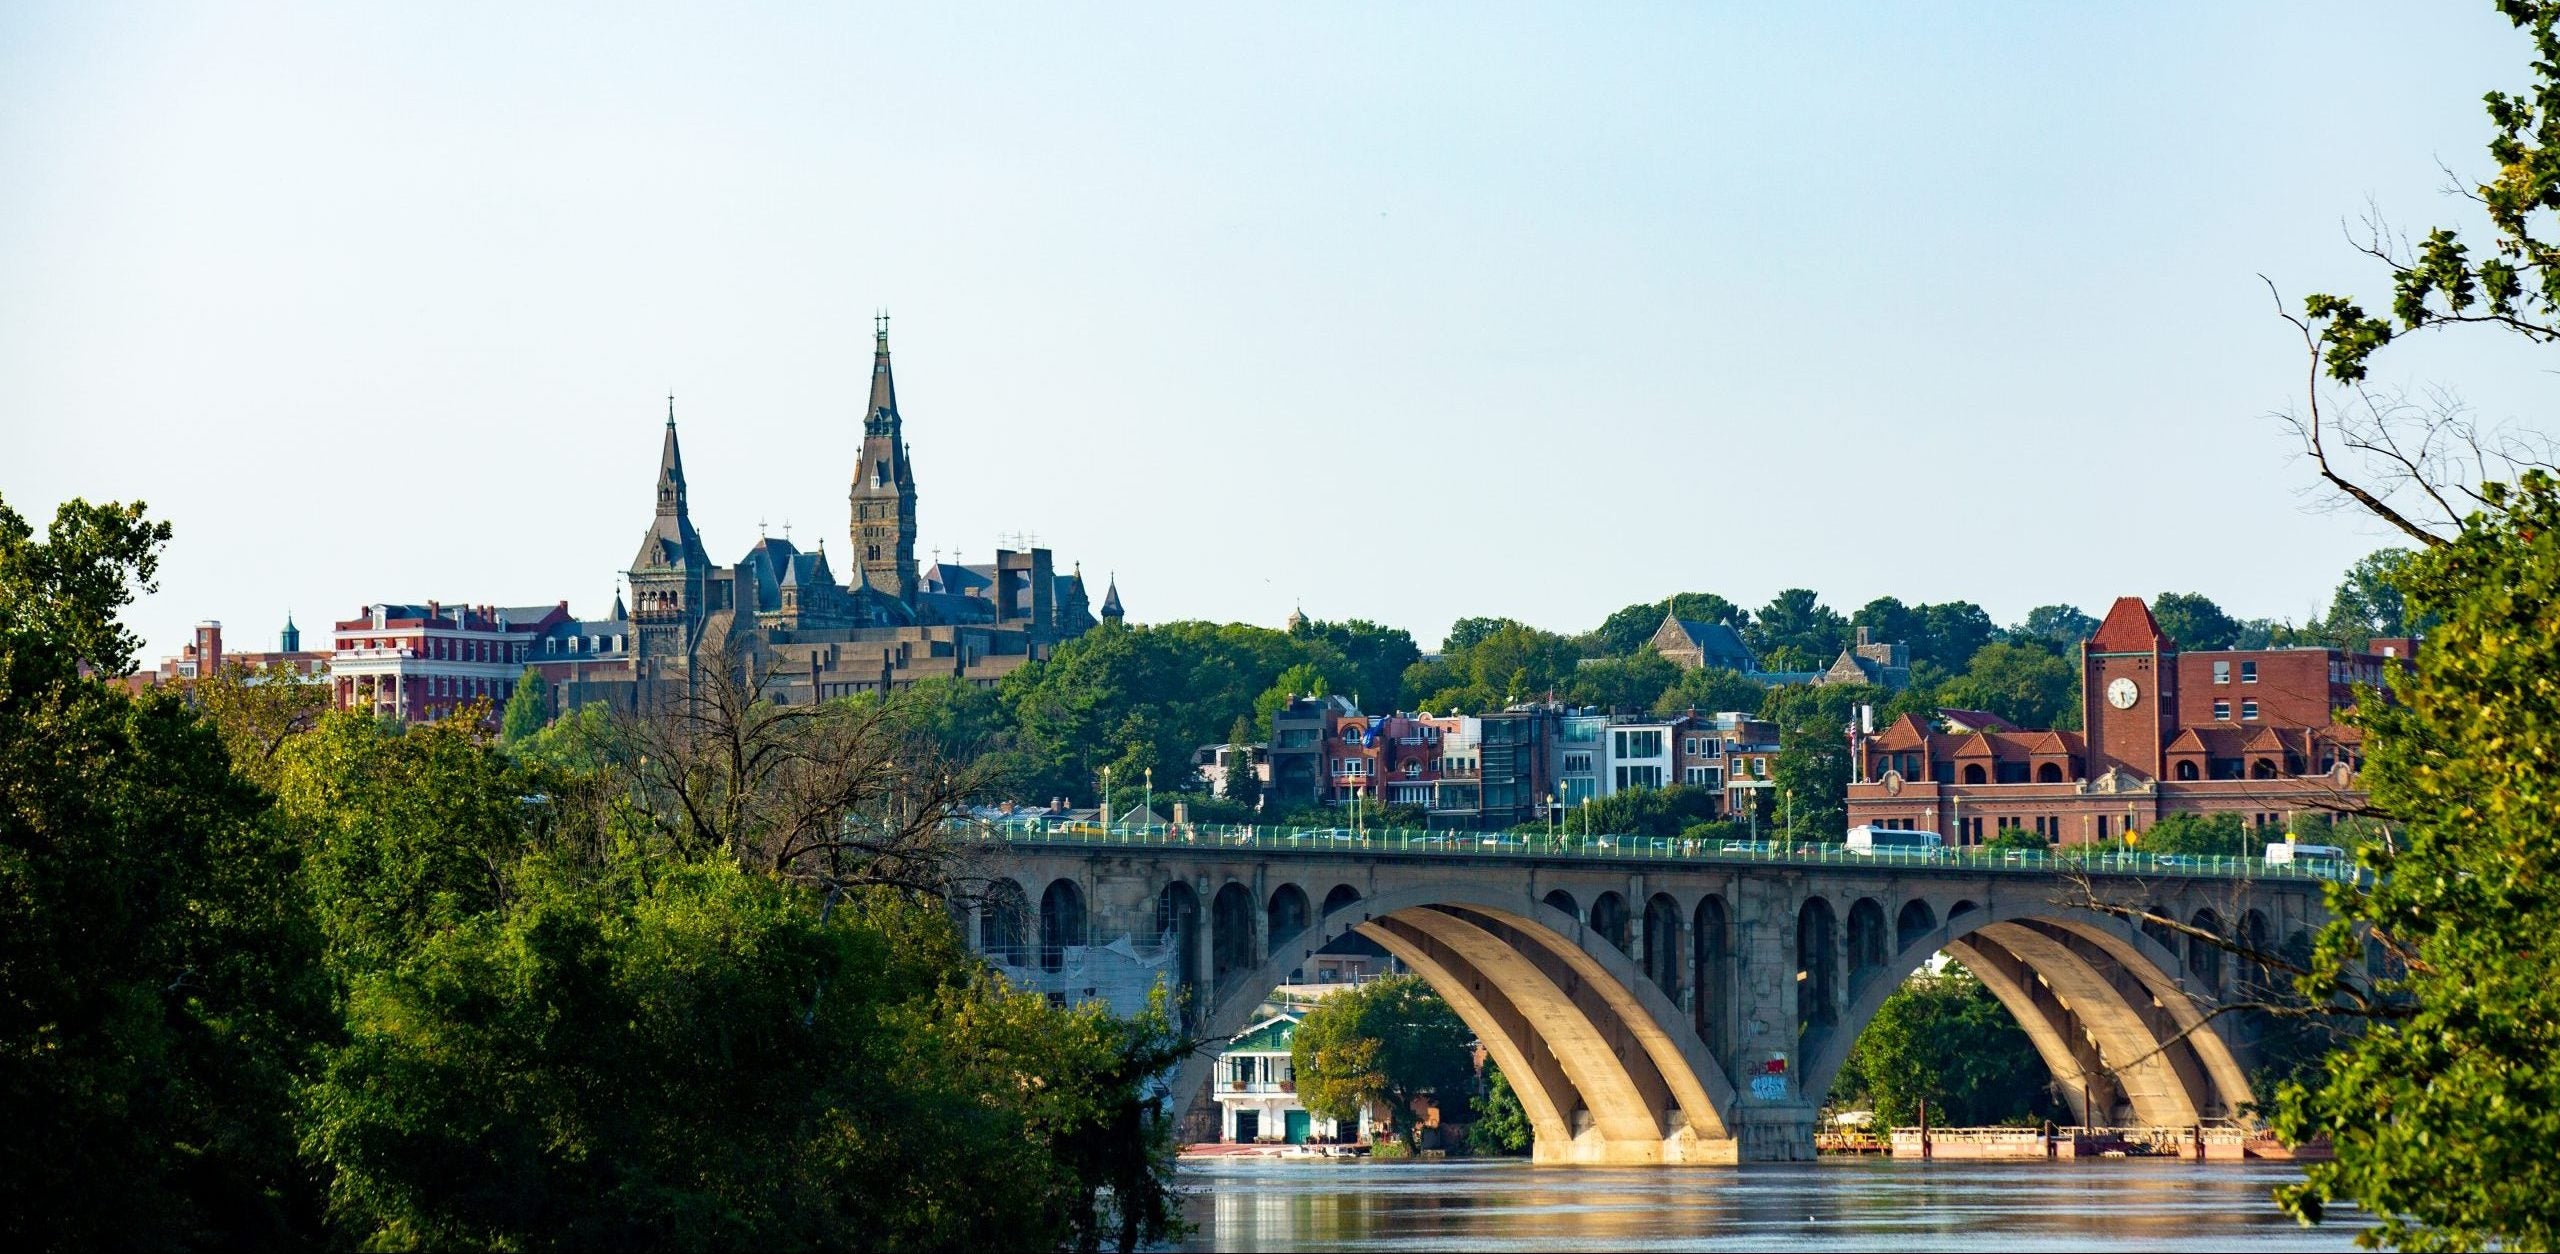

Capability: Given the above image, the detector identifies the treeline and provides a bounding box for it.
[0,496,1183,1252]
[845,551,2421,829]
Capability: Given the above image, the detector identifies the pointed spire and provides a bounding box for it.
[1101,572,1124,621]
[866,310,899,434]
[613,587,629,621]
[656,398,688,516]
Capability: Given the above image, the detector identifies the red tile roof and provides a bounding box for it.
[2089,596,2167,653]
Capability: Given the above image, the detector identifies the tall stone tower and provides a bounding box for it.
[2082,596,2177,779]
[630,402,712,663]
[849,314,919,605]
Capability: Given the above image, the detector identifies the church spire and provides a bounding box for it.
[866,311,899,436]
[1101,573,1124,622]
[656,396,688,517]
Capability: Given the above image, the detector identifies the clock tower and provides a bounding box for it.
[849,313,919,605]
[2082,596,2177,779]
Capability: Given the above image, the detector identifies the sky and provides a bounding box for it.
[3,3,2550,661]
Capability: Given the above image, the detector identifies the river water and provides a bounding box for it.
[1175,1157,2368,1251]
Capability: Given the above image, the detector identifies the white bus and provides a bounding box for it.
[1846,825,1944,857]
[2264,842,2348,866]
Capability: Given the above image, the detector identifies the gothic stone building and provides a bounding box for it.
[1844,596,2410,847]
[563,319,1118,712]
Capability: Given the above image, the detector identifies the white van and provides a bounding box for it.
[1846,825,1944,858]
[2265,842,2347,866]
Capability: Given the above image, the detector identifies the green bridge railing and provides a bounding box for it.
[947,820,2355,884]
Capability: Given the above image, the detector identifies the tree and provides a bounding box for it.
[1467,1061,1532,1156]
[2150,591,2241,652]
[1563,648,1678,712]
[1747,589,1848,668]
[1981,825,2049,854]
[1651,665,1766,718]
[1289,617,1420,712]
[1834,966,2059,1130]
[500,663,549,742]
[1440,616,1518,653]
[2011,604,2099,649]
[1758,682,1874,842]
[1224,715,1261,808]
[2270,471,2560,1249]
[1915,601,1997,673]
[2132,811,2249,857]
[1937,641,2078,729]
[1290,975,1473,1152]
[2322,548,2432,643]
[0,495,329,1250]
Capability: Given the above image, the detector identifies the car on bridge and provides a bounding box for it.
[1845,825,1944,859]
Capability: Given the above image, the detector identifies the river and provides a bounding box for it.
[1175,1157,2368,1251]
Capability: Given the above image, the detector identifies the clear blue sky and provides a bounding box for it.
[2,4,2544,660]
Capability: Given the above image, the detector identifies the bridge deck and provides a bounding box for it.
[952,821,2348,883]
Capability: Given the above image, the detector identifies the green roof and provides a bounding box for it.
[1226,1013,1300,1054]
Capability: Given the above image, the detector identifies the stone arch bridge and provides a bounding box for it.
[961,829,2330,1164]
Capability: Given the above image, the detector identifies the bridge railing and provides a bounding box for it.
[948,819,2353,883]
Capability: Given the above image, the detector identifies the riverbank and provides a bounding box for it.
[1175,1155,2367,1251]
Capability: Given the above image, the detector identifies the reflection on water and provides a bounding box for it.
[1177,1157,2368,1252]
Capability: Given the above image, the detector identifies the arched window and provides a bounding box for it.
[2176,760,2200,781]
[2251,758,2279,780]
[1962,763,1987,784]
[2036,762,2063,783]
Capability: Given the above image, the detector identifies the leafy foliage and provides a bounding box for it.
[1834,966,2061,1130]
[2273,470,2560,1250]
[1290,975,1473,1152]
[1467,1062,1532,1156]
[0,494,330,1251]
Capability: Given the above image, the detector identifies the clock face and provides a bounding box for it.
[2106,677,2139,710]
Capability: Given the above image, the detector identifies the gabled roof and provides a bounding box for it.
[1657,612,1751,664]
[1226,1011,1303,1055]
[2164,727,2210,755]
[1875,711,1935,749]
[2089,596,2168,653]
[1937,708,2018,733]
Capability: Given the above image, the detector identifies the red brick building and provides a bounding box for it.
[1846,597,2405,846]
[329,601,572,723]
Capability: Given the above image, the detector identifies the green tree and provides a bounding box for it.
[1291,975,1473,1152]
[1981,825,2050,854]
[2149,592,2241,652]
[1651,665,1766,718]
[0,495,330,1250]
[2321,548,2432,644]
[2011,604,2099,649]
[1467,1061,1532,1156]
[500,663,549,742]
[1441,616,1519,653]
[1564,648,1678,712]
[1834,966,2058,1129]
[2131,811,2249,857]
[1289,617,1420,712]
[1937,641,2078,729]
[2271,471,2560,1248]
[1748,588,1849,668]
[1758,682,1877,841]
[1224,715,1261,809]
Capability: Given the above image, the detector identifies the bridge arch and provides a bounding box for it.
[1588,892,1630,952]
[1210,881,1257,987]
[1170,881,1742,1165]
[979,878,1030,968]
[1642,893,1682,998]
[1321,883,1361,916]
[1266,882,1311,949]
[1038,878,1085,974]
[1153,882,1199,995]
[1804,895,2259,1130]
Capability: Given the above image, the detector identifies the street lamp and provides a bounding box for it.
[1144,766,1153,836]
[1101,764,1113,832]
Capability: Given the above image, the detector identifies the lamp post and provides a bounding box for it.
[1547,793,1557,846]
[1144,766,1153,836]
[1101,764,1113,832]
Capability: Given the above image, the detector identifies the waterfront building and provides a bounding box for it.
[1214,1010,1356,1144]
[1845,596,2404,845]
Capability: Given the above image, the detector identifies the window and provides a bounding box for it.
[2241,700,2259,721]
[2213,660,2230,685]
[1615,765,1664,791]
[2098,815,2111,838]
[1614,729,1664,759]
[1563,752,1594,775]
[2213,700,2231,720]
[1751,758,1767,778]
[2241,660,2258,684]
